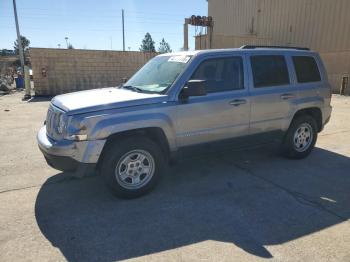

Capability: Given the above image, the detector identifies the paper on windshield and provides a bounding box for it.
[168,56,191,63]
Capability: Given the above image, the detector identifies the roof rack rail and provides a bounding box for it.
[240,45,310,51]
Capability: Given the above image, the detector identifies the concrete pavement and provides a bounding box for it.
[0,92,349,262]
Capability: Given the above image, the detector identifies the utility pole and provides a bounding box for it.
[183,19,189,51]
[65,37,69,48]
[122,9,125,51]
[12,0,30,100]
[12,0,24,69]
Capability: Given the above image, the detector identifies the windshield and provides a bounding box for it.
[123,55,192,93]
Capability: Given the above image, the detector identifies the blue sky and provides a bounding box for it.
[1,0,208,52]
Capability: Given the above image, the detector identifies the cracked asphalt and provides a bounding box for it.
[0,92,350,262]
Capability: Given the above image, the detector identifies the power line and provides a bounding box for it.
[10,8,190,23]
[17,7,188,17]
[3,13,182,20]
[3,6,201,51]
[5,25,182,35]
[0,16,183,25]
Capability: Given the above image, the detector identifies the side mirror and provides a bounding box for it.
[181,80,207,99]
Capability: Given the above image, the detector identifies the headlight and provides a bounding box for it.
[57,113,67,134]
[51,112,87,141]
[64,116,88,141]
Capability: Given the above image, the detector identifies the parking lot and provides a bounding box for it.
[0,92,349,262]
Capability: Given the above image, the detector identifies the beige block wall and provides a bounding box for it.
[29,48,157,96]
[0,56,18,74]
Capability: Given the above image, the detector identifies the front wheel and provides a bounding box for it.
[281,115,318,159]
[101,137,165,198]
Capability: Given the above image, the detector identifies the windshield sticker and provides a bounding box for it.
[168,56,191,63]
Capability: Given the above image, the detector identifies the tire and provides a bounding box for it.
[281,115,318,159]
[100,137,165,199]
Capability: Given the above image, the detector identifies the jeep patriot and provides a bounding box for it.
[37,46,332,198]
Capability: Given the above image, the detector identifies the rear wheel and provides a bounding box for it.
[281,115,318,159]
[101,137,165,198]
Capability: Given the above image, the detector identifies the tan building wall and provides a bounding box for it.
[29,48,157,96]
[209,0,350,52]
[197,0,350,93]
[321,51,350,93]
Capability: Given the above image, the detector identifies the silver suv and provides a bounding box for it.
[37,46,332,198]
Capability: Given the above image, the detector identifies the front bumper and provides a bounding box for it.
[41,149,77,171]
[37,126,106,177]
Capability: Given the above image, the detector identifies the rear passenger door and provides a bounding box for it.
[248,53,298,134]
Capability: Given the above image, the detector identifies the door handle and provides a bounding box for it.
[280,93,294,100]
[229,99,247,106]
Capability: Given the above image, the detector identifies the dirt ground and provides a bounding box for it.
[0,91,349,262]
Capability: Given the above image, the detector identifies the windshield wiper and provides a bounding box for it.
[121,85,144,93]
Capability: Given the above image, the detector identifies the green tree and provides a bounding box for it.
[68,43,74,49]
[139,32,156,52]
[158,38,172,53]
[13,35,30,55]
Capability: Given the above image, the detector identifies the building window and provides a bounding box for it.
[293,56,321,83]
[190,57,244,93]
[251,55,290,88]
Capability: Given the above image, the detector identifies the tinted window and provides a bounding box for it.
[251,55,290,88]
[190,57,244,93]
[293,56,321,83]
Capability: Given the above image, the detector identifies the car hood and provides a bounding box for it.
[51,87,168,115]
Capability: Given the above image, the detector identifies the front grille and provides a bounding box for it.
[46,104,64,140]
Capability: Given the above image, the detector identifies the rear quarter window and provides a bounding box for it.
[251,55,290,88]
[292,56,321,83]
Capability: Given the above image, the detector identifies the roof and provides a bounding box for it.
[158,47,314,58]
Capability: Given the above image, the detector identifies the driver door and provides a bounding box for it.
[176,55,250,147]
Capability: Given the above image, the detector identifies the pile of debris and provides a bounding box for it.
[0,75,13,94]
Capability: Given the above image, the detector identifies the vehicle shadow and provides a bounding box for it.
[28,96,53,103]
[35,146,350,261]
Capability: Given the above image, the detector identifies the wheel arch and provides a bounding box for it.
[97,127,171,170]
[291,107,322,132]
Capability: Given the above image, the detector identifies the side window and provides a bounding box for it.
[251,55,290,88]
[293,56,321,83]
[190,57,244,93]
